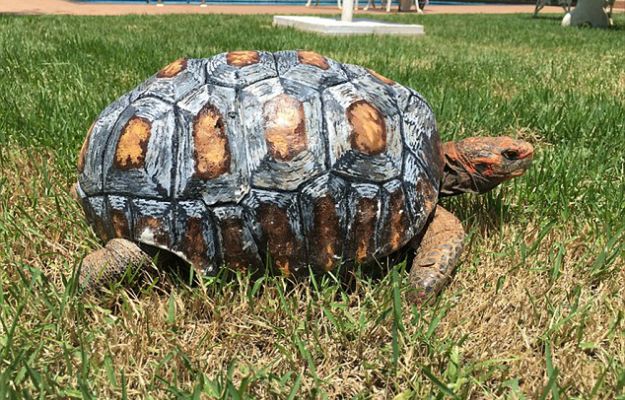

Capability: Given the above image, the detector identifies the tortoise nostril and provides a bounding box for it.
[502,149,519,160]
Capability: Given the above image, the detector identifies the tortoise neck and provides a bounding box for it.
[440,141,481,197]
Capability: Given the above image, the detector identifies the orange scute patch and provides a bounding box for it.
[182,218,209,269]
[356,243,369,262]
[219,217,255,271]
[311,195,341,271]
[276,260,291,276]
[226,51,260,67]
[258,202,303,277]
[353,197,377,263]
[297,51,330,70]
[263,94,308,162]
[92,217,110,242]
[367,68,395,85]
[347,100,387,156]
[114,116,151,169]
[77,122,94,173]
[193,104,231,180]
[387,189,408,252]
[111,210,130,238]
[157,58,187,78]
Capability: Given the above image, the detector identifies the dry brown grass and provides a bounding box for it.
[2,12,625,398]
[444,223,625,397]
[2,144,623,398]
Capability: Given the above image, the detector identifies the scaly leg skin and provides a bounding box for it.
[79,238,153,293]
[409,206,466,303]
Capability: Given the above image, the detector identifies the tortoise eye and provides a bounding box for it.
[502,149,519,160]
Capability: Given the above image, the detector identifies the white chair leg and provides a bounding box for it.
[560,0,570,12]
[534,0,546,16]
[414,0,423,13]
[605,0,614,23]
[386,0,392,12]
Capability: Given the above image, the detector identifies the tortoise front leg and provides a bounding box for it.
[409,205,465,302]
[79,238,153,292]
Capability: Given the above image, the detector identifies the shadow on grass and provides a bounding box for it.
[531,14,565,21]
[444,189,516,236]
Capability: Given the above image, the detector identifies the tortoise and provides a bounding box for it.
[74,50,533,299]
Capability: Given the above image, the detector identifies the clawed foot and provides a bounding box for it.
[79,239,154,293]
[408,264,451,303]
[407,206,465,304]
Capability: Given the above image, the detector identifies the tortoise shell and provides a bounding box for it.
[76,50,444,277]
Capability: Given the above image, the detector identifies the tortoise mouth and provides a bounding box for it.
[516,147,534,161]
[510,168,528,177]
[509,156,533,177]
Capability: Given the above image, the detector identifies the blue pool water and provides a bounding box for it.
[78,0,488,5]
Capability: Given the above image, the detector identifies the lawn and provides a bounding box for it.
[1,11,624,398]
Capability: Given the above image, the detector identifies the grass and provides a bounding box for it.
[1,11,624,398]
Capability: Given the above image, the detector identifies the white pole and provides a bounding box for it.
[341,0,354,22]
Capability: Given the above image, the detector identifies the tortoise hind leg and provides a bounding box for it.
[79,238,153,292]
[409,205,465,302]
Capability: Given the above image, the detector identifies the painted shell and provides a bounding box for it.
[76,50,444,277]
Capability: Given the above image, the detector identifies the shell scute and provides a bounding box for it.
[240,78,326,191]
[346,183,381,263]
[176,84,249,205]
[133,58,205,104]
[108,195,133,239]
[114,116,152,170]
[78,192,111,242]
[403,151,438,232]
[132,199,173,249]
[243,190,306,276]
[226,51,260,67]
[377,180,413,256]
[157,58,188,79]
[346,100,387,156]
[103,97,175,198]
[173,201,219,276]
[213,206,262,271]
[263,93,308,162]
[323,82,402,182]
[79,95,130,193]
[192,103,230,179]
[79,52,444,278]
[275,50,348,90]
[207,51,277,88]
[402,94,443,186]
[299,174,348,273]
[297,51,330,70]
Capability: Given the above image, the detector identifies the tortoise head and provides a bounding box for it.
[440,136,533,196]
